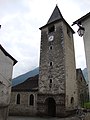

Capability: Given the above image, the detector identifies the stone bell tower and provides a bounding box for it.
[37,5,78,117]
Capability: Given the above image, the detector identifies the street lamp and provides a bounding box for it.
[77,25,85,37]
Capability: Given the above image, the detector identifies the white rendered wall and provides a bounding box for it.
[82,17,90,98]
[0,49,14,106]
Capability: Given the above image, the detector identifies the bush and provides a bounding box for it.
[84,102,90,109]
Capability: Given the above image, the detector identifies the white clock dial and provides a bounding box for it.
[48,35,54,41]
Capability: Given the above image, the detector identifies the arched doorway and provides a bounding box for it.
[45,97,56,117]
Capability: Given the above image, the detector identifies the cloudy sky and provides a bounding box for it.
[0,0,90,78]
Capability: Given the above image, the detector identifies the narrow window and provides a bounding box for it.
[50,79,52,84]
[71,97,74,104]
[49,78,52,88]
[67,27,71,37]
[48,25,55,33]
[16,94,20,104]
[80,77,82,81]
[49,62,53,66]
[29,94,34,106]
[49,45,53,50]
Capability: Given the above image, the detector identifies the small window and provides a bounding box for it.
[49,45,53,50]
[49,79,52,88]
[16,94,20,104]
[71,97,74,104]
[50,79,52,83]
[80,77,82,81]
[48,25,55,33]
[49,62,53,66]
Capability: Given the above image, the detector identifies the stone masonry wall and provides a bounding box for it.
[37,21,66,116]
[39,21,65,94]
[37,93,65,117]
[63,23,78,109]
[9,92,37,116]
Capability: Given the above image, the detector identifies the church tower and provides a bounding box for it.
[37,5,78,117]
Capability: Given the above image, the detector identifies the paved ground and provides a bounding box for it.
[8,112,90,120]
[8,116,80,120]
[85,112,90,120]
[8,116,79,120]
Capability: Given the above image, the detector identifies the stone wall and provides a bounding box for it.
[76,69,89,106]
[37,93,65,117]
[63,23,78,109]
[39,21,65,94]
[9,91,37,116]
[0,107,8,120]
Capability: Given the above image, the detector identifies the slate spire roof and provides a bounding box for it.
[47,5,63,24]
[40,5,74,33]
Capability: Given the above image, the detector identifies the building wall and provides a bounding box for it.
[76,69,89,107]
[9,69,89,117]
[37,21,66,116]
[9,91,37,116]
[0,49,14,120]
[0,49,13,107]
[82,17,90,98]
[37,93,65,117]
[63,23,78,109]
[39,22,65,94]
[37,19,78,116]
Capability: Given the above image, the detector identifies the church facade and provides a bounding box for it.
[9,6,89,117]
[9,69,88,117]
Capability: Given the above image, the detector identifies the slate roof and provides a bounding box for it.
[0,44,17,65]
[40,5,75,33]
[12,74,39,92]
[72,12,90,25]
[47,5,63,24]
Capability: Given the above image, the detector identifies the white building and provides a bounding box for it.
[73,12,90,99]
[0,44,17,120]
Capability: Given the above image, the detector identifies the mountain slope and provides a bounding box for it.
[12,67,39,86]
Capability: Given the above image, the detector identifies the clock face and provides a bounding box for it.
[48,35,54,41]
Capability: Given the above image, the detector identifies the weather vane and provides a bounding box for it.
[56,0,58,6]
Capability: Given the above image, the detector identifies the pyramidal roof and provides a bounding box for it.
[47,5,63,24]
[40,5,75,33]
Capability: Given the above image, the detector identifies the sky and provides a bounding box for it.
[0,0,90,78]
